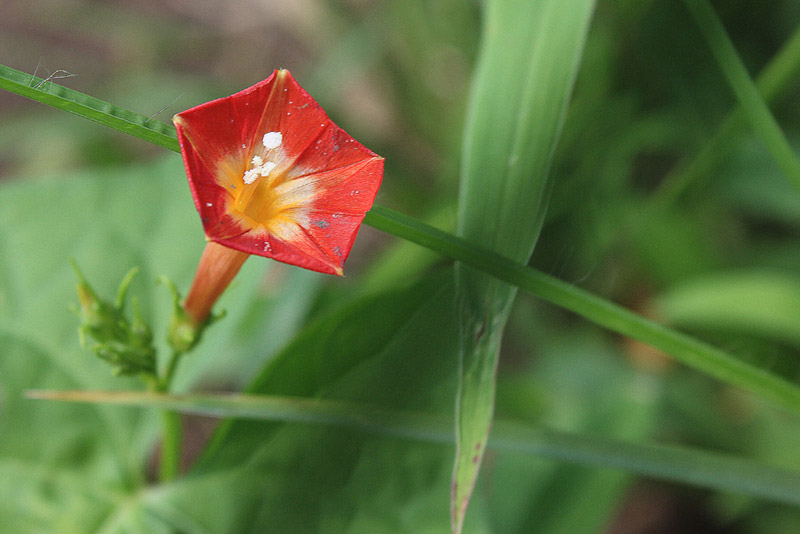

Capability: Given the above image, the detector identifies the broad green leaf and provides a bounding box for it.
[153,272,462,533]
[198,270,457,464]
[452,0,596,530]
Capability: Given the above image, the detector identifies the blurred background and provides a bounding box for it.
[5,0,800,532]
[0,0,476,208]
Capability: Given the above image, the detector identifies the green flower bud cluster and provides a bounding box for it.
[73,265,156,377]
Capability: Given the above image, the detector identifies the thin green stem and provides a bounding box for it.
[152,351,185,482]
[160,351,185,393]
[158,409,182,482]
[682,0,800,195]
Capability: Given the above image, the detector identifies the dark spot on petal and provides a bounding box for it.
[313,220,330,229]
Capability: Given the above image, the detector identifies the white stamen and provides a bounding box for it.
[243,157,277,185]
[262,131,283,149]
[243,169,260,184]
[259,161,277,176]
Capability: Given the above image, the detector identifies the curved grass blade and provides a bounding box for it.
[654,23,800,205]
[28,389,800,508]
[0,65,179,152]
[4,62,800,422]
[681,0,800,195]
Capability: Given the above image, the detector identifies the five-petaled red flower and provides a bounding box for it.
[173,69,384,276]
[173,69,384,324]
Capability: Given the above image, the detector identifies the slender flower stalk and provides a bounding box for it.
[182,241,249,324]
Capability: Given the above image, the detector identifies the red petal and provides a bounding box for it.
[212,229,343,275]
[250,70,331,163]
[305,157,385,214]
[174,74,278,174]
[285,122,381,180]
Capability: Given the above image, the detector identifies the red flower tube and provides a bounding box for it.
[173,69,384,324]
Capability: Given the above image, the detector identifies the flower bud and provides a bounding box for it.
[73,264,156,377]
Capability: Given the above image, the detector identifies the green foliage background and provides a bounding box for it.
[4,0,800,532]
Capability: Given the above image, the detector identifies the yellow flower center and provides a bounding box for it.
[221,131,317,240]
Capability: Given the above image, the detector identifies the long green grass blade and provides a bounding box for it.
[28,389,800,508]
[0,65,179,152]
[366,206,800,415]
[681,0,800,194]
[655,23,800,205]
[4,62,800,423]
[451,0,595,530]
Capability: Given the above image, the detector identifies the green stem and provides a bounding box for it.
[160,351,184,393]
[153,351,185,482]
[158,409,182,482]
[0,65,179,152]
[31,390,800,508]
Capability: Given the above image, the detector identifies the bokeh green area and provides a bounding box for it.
[4,0,800,532]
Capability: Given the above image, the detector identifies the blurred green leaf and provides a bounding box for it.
[655,23,800,205]
[656,270,800,348]
[489,328,661,532]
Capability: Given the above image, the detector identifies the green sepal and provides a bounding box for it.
[160,276,224,355]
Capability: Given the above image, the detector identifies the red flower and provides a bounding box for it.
[173,69,384,276]
[172,69,384,324]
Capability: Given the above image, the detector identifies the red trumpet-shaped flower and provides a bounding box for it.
[173,69,384,324]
